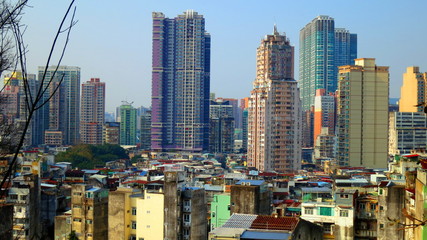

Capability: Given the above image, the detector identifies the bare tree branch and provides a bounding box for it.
[0,0,77,203]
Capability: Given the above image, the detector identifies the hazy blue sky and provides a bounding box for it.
[21,0,427,112]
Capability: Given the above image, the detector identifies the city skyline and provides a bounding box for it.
[16,1,427,112]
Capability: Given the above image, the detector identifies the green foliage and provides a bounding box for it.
[56,144,129,169]
[68,230,79,240]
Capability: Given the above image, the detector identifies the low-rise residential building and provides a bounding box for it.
[210,194,231,230]
[71,184,108,240]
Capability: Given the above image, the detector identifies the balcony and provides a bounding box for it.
[355,229,377,238]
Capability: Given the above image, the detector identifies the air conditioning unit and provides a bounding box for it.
[184,222,191,227]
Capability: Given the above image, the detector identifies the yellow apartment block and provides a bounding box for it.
[399,66,427,113]
[337,58,389,168]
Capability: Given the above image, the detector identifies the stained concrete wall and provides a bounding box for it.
[164,172,182,240]
[231,185,271,215]
[108,191,127,240]
[187,188,207,240]
[377,185,405,240]
[292,218,324,240]
[0,204,13,240]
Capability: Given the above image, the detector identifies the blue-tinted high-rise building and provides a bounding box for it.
[151,10,211,152]
[299,16,357,110]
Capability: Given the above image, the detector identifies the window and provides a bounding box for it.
[319,207,333,216]
[380,224,384,229]
[340,194,348,199]
[86,219,93,224]
[132,207,137,215]
[304,208,314,215]
[370,204,376,211]
[183,214,191,223]
[131,221,136,229]
[183,228,190,236]
[73,218,82,222]
[339,210,349,217]
[9,194,18,200]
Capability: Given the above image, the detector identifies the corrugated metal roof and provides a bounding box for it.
[241,230,291,239]
[209,228,246,237]
[222,214,257,228]
[335,179,368,184]
[82,170,100,174]
[203,184,223,191]
[300,187,331,193]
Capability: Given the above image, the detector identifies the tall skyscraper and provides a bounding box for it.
[80,78,105,145]
[313,89,336,144]
[209,99,235,153]
[151,10,211,152]
[220,98,240,128]
[299,15,357,110]
[38,66,80,145]
[336,58,389,168]
[140,110,152,150]
[389,112,427,155]
[399,66,427,112]
[247,27,301,172]
[119,101,137,146]
[3,72,39,146]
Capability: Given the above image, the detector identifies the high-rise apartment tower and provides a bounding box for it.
[119,102,137,146]
[38,66,80,145]
[151,10,211,152]
[80,78,105,145]
[299,16,357,110]
[399,66,427,113]
[336,58,389,168]
[247,27,302,172]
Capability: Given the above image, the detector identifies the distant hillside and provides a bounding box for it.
[55,144,129,169]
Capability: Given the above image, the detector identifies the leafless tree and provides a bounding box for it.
[0,0,77,202]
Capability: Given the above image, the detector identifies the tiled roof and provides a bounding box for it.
[251,216,299,231]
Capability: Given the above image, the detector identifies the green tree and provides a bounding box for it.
[68,231,79,240]
[55,144,129,169]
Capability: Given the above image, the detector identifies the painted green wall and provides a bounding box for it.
[210,194,231,230]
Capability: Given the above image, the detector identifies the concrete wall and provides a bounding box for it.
[0,204,13,240]
[108,190,128,240]
[164,172,182,240]
[377,185,405,240]
[231,185,271,215]
[54,215,71,240]
[188,188,207,240]
[292,219,323,240]
[137,191,164,240]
